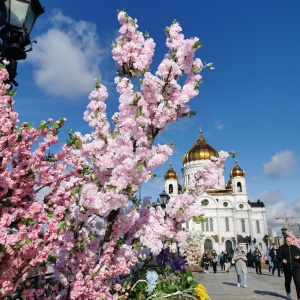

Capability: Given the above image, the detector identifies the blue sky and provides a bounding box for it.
[12,0,300,234]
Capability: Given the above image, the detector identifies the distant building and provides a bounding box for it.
[289,223,300,238]
[267,228,278,240]
[163,131,268,254]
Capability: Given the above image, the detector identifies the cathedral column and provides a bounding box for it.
[216,208,222,253]
[232,207,237,247]
[247,209,254,250]
[262,210,268,235]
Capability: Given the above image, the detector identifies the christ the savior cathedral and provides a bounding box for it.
[163,131,268,255]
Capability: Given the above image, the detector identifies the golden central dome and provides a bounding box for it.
[183,132,219,163]
[230,163,245,178]
[164,164,178,180]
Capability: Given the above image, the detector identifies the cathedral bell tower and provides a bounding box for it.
[164,164,180,198]
[230,161,247,195]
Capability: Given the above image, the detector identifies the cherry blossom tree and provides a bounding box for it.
[287,231,300,248]
[0,11,228,299]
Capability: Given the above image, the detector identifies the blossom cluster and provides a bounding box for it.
[0,10,227,299]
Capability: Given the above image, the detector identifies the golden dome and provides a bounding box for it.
[225,179,232,190]
[230,163,245,178]
[183,132,219,163]
[164,164,178,180]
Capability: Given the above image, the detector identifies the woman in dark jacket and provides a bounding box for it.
[223,250,232,273]
[211,249,218,273]
[202,250,211,274]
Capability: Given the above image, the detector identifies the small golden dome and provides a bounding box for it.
[164,164,178,180]
[225,179,232,190]
[183,131,219,163]
[230,163,245,178]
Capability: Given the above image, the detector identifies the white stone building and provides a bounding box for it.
[163,131,268,255]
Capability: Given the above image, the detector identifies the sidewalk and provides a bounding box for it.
[193,266,297,300]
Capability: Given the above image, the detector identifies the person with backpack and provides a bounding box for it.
[253,248,262,274]
[223,250,232,273]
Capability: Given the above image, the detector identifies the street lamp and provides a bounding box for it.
[159,190,170,208]
[263,234,269,250]
[0,0,44,86]
[281,227,287,238]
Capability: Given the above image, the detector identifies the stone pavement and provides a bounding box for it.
[193,265,298,300]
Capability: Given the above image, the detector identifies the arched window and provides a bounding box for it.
[237,182,242,192]
[168,184,173,194]
[204,239,213,252]
[225,240,233,256]
[225,217,229,231]
[256,220,260,233]
[241,219,245,233]
[210,218,213,231]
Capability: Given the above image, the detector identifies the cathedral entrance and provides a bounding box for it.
[225,240,233,255]
[204,239,213,253]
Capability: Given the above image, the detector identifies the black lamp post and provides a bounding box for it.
[0,0,44,86]
[281,227,287,238]
[159,190,170,208]
[263,234,269,250]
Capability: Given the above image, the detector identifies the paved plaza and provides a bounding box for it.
[193,265,298,300]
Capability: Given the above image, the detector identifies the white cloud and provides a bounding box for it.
[27,10,107,99]
[263,150,297,180]
[214,120,224,131]
[258,190,283,205]
[266,198,300,235]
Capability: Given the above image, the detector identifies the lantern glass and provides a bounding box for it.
[159,191,169,204]
[5,0,44,34]
[5,0,30,29]
[25,5,36,33]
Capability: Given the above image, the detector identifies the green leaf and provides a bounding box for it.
[52,122,60,129]
[23,122,34,130]
[193,40,202,49]
[38,120,48,131]
[58,221,67,231]
[192,214,206,224]
[4,87,17,96]
[12,240,22,249]
[47,211,54,218]
[47,254,57,264]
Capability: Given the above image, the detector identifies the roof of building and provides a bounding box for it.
[164,164,178,180]
[182,131,219,163]
[230,162,245,178]
[248,199,265,207]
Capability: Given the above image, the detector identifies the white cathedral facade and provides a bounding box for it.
[163,132,268,255]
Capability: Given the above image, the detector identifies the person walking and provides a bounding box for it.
[267,246,274,273]
[247,250,254,268]
[277,235,300,300]
[211,249,218,273]
[233,246,248,288]
[270,247,282,277]
[219,251,224,271]
[202,250,211,274]
[223,250,232,273]
[253,248,262,274]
